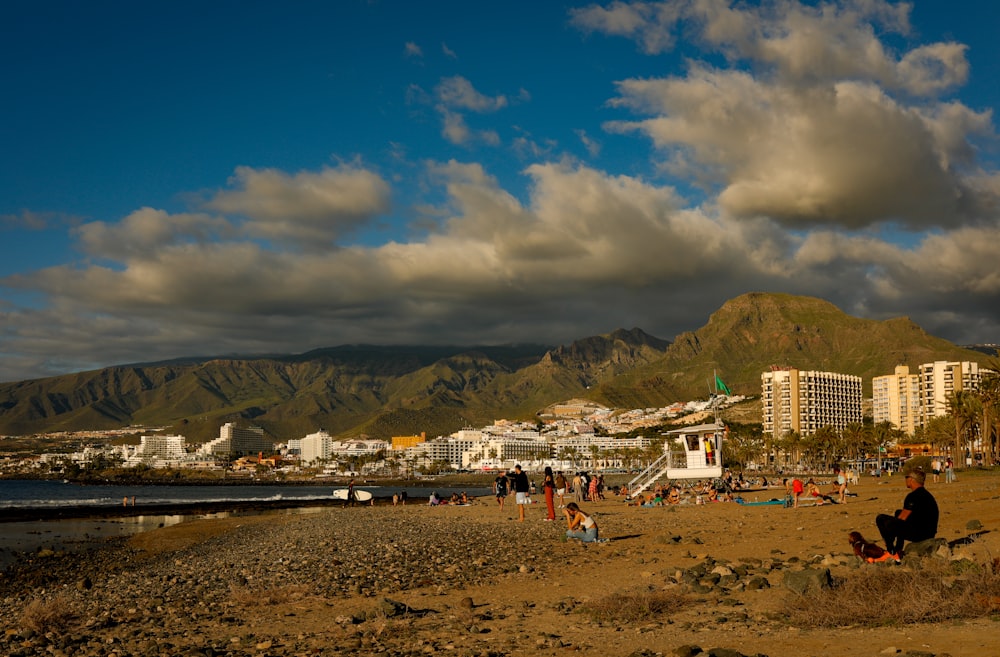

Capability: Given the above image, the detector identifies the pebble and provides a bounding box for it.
[0,508,561,656]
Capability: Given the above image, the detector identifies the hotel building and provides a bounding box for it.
[761,367,863,439]
[198,422,272,457]
[872,365,922,436]
[917,360,986,424]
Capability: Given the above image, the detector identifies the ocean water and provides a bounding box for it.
[0,479,492,570]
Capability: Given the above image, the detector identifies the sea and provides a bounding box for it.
[0,479,492,570]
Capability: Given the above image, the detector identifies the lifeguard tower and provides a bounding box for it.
[626,422,725,498]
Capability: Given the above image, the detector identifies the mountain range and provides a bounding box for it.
[0,292,993,443]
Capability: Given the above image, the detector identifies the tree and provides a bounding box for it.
[976,372,1000,463]
[947,389,980,462]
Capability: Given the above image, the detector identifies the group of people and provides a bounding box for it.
[494,466,607,521]
[490,464,603,542]
[489,460,942,556]
[785,466,848,507]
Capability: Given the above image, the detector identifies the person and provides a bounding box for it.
[572,472,583,503]
[429,491,441,506]
[542,466,556,521]
[875,466,939,561]
[945,457,956,483]
[555,471,567,508]
[588,473,599,502]
[832,466,847,504]
[806,479,834,505]
[494,471,509,512]
[931,458,941,483]
[790,477,804,508]
[666,486,681,505]
[345,478,357,508]
[513,464,531,522]
[564,502,600,543]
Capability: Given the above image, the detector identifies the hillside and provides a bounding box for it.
[0,293,992,441]
[591,292,987,405]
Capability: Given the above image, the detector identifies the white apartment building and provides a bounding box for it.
[198,422,272,457]
[873,365,921,436]
[761,367,863,438]
[918,361,985,424]
[299,430,334,465]
[132,434,187,462]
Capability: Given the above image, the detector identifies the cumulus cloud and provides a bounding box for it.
[570,0,684,54]
[435,76,507,112]
[76,208,232,260]
[3,0,1000,383]
[204,165,391,248]
[596,1,995,229]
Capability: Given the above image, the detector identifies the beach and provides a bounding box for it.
[1,472,998,657]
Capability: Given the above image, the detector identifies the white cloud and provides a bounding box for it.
[606,59,994,228]
[76,208,232,260]
[3,0,1000,382]
[204,165,391,248]
[435,76,508,112]
[570,1,683,55]
[404,42,423,58]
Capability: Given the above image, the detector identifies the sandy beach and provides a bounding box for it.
[1,470,998,657]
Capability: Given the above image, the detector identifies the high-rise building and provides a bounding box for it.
[761,367,863,438]
[198,422,272,457]
[918,361,985,424]
[873,365,921,436]
[130,434,187,465]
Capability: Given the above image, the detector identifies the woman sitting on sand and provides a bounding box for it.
[564,503,600,543]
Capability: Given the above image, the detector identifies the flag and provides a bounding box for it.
[715,374,731,396]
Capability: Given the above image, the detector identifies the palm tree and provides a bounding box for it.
[588,445,601,470]
[976,372,1000,464]
[947,389,980,464]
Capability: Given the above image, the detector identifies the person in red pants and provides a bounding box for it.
[543,466,556,521]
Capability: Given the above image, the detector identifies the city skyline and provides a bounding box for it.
[3,1,1000,383]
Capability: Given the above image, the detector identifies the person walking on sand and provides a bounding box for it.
[832,466,847,504]
[494,471,509,512]
[555,471,567,508]
[542,466,556,521]
[573,472,584,503]
[564,502,600,543]
[345,478,357,508]
[875,466,939,561]
[513,464,531,522]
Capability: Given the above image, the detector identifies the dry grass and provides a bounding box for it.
[582,587,690,624]
[784,557,1000,627]
[19,594,80,634]
[229,583,314,607]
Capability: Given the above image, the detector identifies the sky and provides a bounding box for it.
[2,0,1000,383]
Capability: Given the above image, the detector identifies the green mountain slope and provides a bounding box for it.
[595,292,989,404]
[0,293,991,441]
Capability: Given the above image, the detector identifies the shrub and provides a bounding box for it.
[582,587,689,624]
[229,583,312,607]
[19,594,79,635]
[783,557,1000,627]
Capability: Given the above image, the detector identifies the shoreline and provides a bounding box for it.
[0,496,356,523]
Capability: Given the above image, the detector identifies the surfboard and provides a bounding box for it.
[332,488,373,502]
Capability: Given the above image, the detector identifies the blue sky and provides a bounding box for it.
[2,0,999,383]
